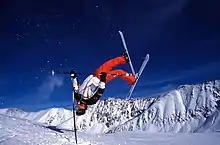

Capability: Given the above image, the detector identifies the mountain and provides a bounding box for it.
[107,80,220,133]
[1,113,220,145]
[1,80,220,134]
[0,108,72,126]
[195,99,220,133]
[0,113,89,145]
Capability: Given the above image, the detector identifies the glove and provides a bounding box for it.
[100,72,107,82]
[70,69,77,79]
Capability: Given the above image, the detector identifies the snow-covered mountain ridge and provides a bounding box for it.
[1,113,220,145]
[0,107,72,126]
[1,80,220,134]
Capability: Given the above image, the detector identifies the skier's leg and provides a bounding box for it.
[106,69,136,85]
[93,53,129,78]
[71,77,79,91]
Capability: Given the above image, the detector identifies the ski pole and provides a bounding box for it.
[71,86,78,144]
[51,70,134,77]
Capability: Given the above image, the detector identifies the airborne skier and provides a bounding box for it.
[70,52,136,115]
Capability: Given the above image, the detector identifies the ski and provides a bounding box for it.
[119,31,136,76]
[126,54,149,99]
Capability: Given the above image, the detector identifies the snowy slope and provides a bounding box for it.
[0,114,92,145]
[60,80,220,134]
[195,110,220,132]
[0,108,72,126]
[1,80,220,134]
[195,99,220,132]
[84,132,220,145]
[0,108,27,118]
[107,80,220,133]
[1,113,220,145]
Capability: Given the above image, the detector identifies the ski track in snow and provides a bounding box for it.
[1,114,220,145]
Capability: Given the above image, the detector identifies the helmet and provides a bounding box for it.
[76,108,86,115]
[75,102,87,116]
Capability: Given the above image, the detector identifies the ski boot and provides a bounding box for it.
[122,52,129,63]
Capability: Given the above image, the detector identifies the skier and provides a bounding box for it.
[70,52,136,115]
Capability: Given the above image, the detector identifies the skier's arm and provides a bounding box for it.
[70,69,82,101]
[96,88,104,96]
[93,82,105,98]
[74,92,81,101]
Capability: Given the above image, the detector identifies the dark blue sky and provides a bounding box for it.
[0,0,220,111]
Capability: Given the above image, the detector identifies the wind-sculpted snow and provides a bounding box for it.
[1,80,220,134]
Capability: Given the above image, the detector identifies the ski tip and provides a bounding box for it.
[145,54,149,60]
[146,54,150,58]
[142,54,150,60]
[51,70,55,76]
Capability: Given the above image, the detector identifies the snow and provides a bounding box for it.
[86,132,220,145]
[0,107,73,126]
[0,114,92,145]
[0,113,220,145]
[1,80,220,135]
[196,109,220,132]
[107,80,220,134]
[0,79,220,144]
